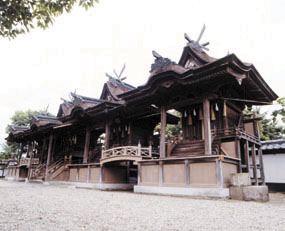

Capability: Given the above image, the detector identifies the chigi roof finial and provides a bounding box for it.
[105,64,127,87]
[184,24,210,52]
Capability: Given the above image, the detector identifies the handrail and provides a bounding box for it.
[19,158,39,166]
[48,158,64,175]
[211,127,260,144]
[102,145,152,159]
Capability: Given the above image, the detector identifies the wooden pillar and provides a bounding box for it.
[100,165,104,184]
[137,163,141,184]
[83,128,91,164]
[45,133,53,181]
[105,122,110,150]
[185,159,190,187]
[251,143,258,185]
[203,99,212,155]
[258,147,265,185]
[87,165,90,183]
[245,140,250,173]
[216,158,223,188]
[126,161,130,184]
[40,138,47,164]
[18,143,24,162]
[235,138,242,173]
[159,161,163,186]
[27,141,35,180]
[160,106,166,158]
[51,136,57,163]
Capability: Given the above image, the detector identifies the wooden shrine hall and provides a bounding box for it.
[6,28,278,197]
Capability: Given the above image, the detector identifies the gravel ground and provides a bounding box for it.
[0,180,285,231]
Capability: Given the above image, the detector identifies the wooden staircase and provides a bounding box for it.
[171,139,221,157]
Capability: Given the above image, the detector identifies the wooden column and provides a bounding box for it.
[185,159,190,187]
[18,143,24,162]
[40,138,47,164]
[105,122,110,150]
[100,165,104,184]
[83,128,91,164]
[137,163,141,184]
[203,99,212,155]
[251,143,258,185]
[126,161,130,184]
[159,161,163,186]
[87,165,90,183]
[27,141,34,180]
[45,133,53,181]
[235,138,242,173]
[258,147,265,185]
[216,158,223,188]
[245,140,250,173]
[160,106,166,158]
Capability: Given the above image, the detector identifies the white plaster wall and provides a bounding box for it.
[263,154,285,183]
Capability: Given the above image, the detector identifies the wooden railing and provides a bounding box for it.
[31,163,45,179]
[212,127,260,144]
[167,135,181,157]
[19,158,39,166]
[102,144,152,159]
[47,158,64,176]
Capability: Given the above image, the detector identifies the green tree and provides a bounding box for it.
[2,109,51,159]
[244,107,285,141]
[272,97,285,123]
[0,0,98,39]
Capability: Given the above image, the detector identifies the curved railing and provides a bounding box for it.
[101,145,152,159]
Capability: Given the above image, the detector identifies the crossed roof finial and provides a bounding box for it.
[184,24,210,52]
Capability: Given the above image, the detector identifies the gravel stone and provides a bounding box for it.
[0,180,285,231]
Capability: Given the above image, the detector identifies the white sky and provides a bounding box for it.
[0,0,284,149]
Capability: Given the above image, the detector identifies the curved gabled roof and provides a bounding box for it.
[118,47,278,105]
[100,77,135,103]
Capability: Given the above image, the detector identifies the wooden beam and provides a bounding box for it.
[83,128,91,164]
[251,143,258,185]
[160,106,166,158]
[45,133,53,181]
[203,99,212,155]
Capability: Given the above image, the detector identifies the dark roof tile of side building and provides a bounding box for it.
[261,139,285,151]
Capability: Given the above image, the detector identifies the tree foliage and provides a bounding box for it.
[2,109,51,159]
[0,0,98,39]
[272,97,285,123]
[244,107,285,141]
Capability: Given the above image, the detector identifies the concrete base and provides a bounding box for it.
[230,173,251,187]
[230,185,269,202]
[134,185,230,198]
[48,181,134,191]
[6,177,25,182]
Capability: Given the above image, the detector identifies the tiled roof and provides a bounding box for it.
[261,139,285,150]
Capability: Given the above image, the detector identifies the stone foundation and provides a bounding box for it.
[230,185,269,202]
